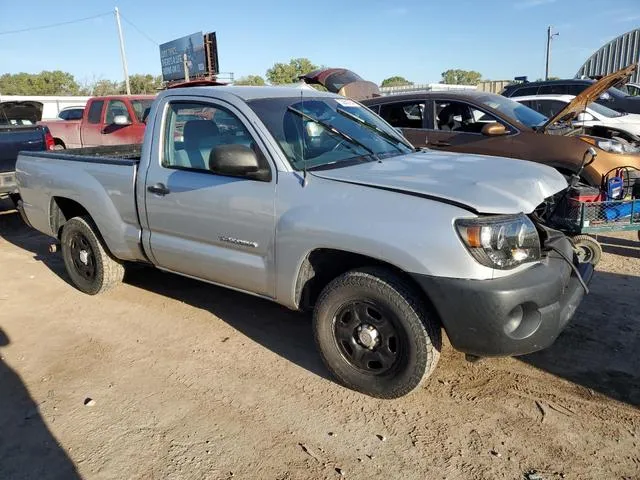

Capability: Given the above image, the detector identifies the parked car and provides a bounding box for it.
[360,68,640,186]
[501,70,640,114]
[0,117,54,206]
[16,85,592,398]
[38,95,154,149]
[57,106,85,121]
[512,94,640,140]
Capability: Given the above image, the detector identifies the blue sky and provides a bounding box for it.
[1,0,639,86]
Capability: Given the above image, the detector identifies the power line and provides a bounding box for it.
[120,14,159,46]
[0,12,112,36]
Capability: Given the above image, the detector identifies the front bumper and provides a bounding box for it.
[412,236,593,357]
[0,171,17,196]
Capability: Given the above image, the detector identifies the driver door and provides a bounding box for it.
[424,99,514,157]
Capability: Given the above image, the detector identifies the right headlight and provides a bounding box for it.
[581,136,640,154]
[455,214,541,270]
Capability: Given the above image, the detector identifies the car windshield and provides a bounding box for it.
[131,99,154,122]
[588,101,624,118]
[247,96,413,171]
[477,94,548,128]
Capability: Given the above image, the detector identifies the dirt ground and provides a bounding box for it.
[0,199,638,480]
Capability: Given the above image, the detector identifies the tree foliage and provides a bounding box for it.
[266,58,318,84]
[0,71,80,95]
[381,76,413,87]
[234,75,266,86]
[128,74,163,94]
[440,69,482,85]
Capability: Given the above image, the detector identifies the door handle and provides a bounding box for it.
[147,183,170,196]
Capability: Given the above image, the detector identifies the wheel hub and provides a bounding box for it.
[79,249,89,265]
[357,324,380,350]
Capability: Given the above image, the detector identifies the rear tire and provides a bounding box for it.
[61,216,124,295]
[313,267,441,398]
[571,234,602,266]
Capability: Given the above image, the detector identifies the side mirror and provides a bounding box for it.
[113,115,131,126]
[209,144,268,180]
[481,122,507,136]
[576,112,595,122]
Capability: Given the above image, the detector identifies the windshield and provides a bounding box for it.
[477,94,548,128]
[247,96,412,170]
[588,101,624,118]
[131,99,154,122]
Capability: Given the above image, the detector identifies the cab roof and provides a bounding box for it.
[160,85,340,101]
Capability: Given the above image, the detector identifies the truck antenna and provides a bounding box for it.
[301,89,308,187]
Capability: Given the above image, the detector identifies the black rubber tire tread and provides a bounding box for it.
[61,216,124,295]
[313,266,441,399]
[571,234,602,266]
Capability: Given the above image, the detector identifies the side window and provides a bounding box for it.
[163,102,266,175]
[539,84,567,95]
[69,109,84,120]
[435,101,505,133]
[366,104,380,114]
[58,111,69,120]
[87,101,104,124]
[378,101,424,128]
[567,84,586,96]
[536,100,567,118]
[106,100,131,124]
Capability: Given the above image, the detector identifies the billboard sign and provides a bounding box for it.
[159,32,207,82]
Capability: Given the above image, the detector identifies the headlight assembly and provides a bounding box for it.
[456,214,541,270]
[581,136,640,154]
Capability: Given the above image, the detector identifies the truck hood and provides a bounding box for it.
[310,150,567,214]
[540,64,638,132]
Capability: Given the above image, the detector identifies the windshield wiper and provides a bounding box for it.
[336,107,413,151]
[287,106,379,160]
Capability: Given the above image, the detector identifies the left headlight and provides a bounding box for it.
[455,214,541,270]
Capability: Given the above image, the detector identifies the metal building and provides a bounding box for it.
[576,28,640,83]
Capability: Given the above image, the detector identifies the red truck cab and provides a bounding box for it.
[40,95,154,149]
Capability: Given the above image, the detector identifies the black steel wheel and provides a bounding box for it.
[333,300,402,375]
[314,267,441,398]
[61,216,124,295]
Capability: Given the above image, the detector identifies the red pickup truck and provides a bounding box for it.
[39,95,154,149]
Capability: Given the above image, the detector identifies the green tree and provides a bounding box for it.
[234,75,266,86]
[381,76,413,87]
[266,58,318,84]
[89,79,124,96]
[440,69,482,85]
[128,74,163,94]
[0,71,80,95]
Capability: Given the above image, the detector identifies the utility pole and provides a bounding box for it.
[114,7,131,95]
[545,25,559,80]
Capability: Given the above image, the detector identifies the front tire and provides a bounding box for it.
[313,267,441,398]
[61,216,124,295]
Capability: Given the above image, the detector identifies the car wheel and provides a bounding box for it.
[571,234,602,266]
[313,267,441,398]
[61,216,124,295]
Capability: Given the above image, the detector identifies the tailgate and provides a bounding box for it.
[0,126,45,173]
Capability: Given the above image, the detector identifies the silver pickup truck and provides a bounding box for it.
[16,85,593,398]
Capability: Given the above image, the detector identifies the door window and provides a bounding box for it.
[105,100,131,124]
[378,101,424,128]
[539,84,568,94]
[87,101,104,124]
[163,102,265,173]
[535,100,568,118]
[434,101,505,133]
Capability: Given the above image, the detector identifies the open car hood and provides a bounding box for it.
[310,150,567,214]
[540,64,638,132]
[300,68,381,101]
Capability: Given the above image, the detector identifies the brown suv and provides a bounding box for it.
[304,66,640,186]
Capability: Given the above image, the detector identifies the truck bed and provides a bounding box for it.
[16,144,146,263]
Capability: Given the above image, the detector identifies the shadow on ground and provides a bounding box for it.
[0,327,81,479]
[520,268,640,406]
[0,204,330,383]
[597,235,640,260]
[2,202,639,405]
